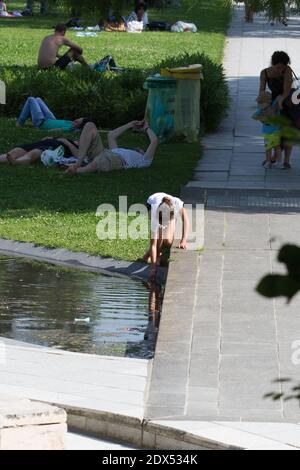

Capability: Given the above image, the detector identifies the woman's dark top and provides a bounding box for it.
[19,138,78,156]
[264,69,284,101]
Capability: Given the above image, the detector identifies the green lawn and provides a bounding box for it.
[0,0,231,261]
[1,1,230,66]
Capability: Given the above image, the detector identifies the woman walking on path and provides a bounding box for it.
[258,51,294,169]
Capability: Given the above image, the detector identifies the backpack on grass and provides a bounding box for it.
[94,55,117,72]
[147,21,171,31]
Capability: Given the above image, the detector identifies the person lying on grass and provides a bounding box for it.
[38,23,88,69]
[65,119,158,174]
[0,2,7,15]
[143,193,189,281]
[17,97,88,133]
[0,137,78,166]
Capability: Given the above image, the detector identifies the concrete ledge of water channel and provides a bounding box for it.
[0,238,167,284]
[63,404,236,450]
[0,394,237,450]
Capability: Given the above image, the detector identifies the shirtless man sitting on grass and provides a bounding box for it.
[38,24,88,70]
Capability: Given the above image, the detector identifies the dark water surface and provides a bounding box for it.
[0,256,162,358]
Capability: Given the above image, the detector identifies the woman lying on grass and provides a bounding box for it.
[17,97,88,133]
[65,119,158,174]
[143,193,189,281]
[0,137,78,165]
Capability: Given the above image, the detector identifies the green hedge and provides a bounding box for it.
[0,52,229,132]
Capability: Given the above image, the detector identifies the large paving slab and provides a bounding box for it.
[0,396,67,450]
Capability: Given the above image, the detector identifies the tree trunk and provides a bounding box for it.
[245,2,254,22]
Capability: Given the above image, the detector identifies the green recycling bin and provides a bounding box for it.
[174,78,201,143]
[161,65,203,143]
[144,75,177,141]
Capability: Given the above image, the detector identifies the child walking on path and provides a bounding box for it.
[253,92,282,169]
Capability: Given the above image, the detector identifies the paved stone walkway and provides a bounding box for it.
[187,6,300,191]
[189,199,300,422]
[147,210,300,423]
[185,5,300,423]
[146,5,300,445]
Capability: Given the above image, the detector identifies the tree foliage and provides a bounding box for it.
[257,244,300,302]
[257,246,300,405]
[238,0,300,21]
[46,0,184,17]
[261,0,300,20]
[47,0,130,17]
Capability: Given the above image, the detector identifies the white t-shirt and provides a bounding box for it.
[142,12,149,27]
[147,192,184,234]
[113,148,152,169]
[127,11,149,28]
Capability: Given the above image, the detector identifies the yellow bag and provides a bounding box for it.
[161,64,203,80]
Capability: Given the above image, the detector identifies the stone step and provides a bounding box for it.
[0,396,67,450]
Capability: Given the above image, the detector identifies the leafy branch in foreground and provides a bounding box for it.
[264,379,300,405]
[235,0,300,22]
[257,244,300,302]
[257,246,300,406]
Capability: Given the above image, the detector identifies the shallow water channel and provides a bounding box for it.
[0,256,162,359]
